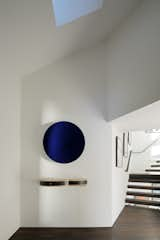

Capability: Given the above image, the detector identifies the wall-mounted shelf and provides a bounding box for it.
[40,178,87,187]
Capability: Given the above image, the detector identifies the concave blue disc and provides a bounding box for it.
[43,121,85,164]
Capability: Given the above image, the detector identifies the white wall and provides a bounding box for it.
[21,45,113,227]
[111,124,128,225]
[104,0,160,219]
[129,131,160,173]
[105,0,160,120]
[0,73,20,240]
[20,0,160,229]
[130,131,151,173]
[0,0,159,236]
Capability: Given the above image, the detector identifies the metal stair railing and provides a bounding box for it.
[125,135,160,172]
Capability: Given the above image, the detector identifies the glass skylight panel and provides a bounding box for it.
[52,0,103,26]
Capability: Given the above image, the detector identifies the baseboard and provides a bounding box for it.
[8,225,112,239]
[112,205,125,227]
[20,227,111,229]
[8,228,21,240]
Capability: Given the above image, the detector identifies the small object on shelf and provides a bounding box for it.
[40,178,87,187]
[40,180,66,186]
[69,179,87,185]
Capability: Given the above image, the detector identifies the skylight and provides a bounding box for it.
[52,0,104,26]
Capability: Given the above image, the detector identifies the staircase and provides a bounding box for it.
[126,160,160,209]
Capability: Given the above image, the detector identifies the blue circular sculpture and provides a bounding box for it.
[43,121,85,164]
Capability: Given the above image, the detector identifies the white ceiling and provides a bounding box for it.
[0,0,141,77]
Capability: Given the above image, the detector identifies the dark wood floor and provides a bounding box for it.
[10,206,160,240]
[112,206,160,240]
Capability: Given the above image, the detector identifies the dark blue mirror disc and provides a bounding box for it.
[43,121,85,163]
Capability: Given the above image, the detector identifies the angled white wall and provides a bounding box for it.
[104,1,160,224]
[0,74,20,240]
[105,0,160,120]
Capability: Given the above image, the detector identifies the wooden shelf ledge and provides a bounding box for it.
[40,178,87,187]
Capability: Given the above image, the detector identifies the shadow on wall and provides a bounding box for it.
[20,49,111,227]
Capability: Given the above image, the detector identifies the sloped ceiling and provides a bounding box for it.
[112,100,160,131]
[0,0,140,77]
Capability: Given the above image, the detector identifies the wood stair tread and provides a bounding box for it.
[151,164,160,167]
[126,172,160,209]
[129,174,160,182]
[145,169,160,172]
[130,174,160,178]
[129,179,160,183]
[127,191,160,198]
[125,198,160,206]
[127,185,160,190]
[129,173,160,183]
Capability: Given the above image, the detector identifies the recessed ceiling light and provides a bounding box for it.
[52,0,103,27]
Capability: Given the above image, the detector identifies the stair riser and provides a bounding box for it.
[130,174,160,179]
[126,203,160,210]
[145,169,160,172]
[127,192,160,198]
[128,185,160,190]
[129,179,160,183]
[125,199,160,207]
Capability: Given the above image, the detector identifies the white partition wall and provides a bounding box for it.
[0,75,21,240]
[21,46,113,227]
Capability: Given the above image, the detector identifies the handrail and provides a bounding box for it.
[133,135,160,154]
[125,135,160,172]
